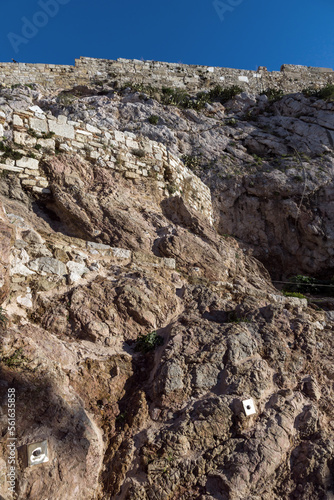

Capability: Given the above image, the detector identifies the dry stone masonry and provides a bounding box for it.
[0,57,333,94]
[0,105,213,222]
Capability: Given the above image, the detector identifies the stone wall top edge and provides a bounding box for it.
[76,57,334,74]
[0,57,333,77]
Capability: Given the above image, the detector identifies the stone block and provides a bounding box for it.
[76,129,92,137]
[23,171,40,179]
[59,143,72,152]
[21,179,37,187]
[72,140,85,149]
[87,241,111,253]
[66,261,89,283]
[37,180,49,188]
[29,105,45,116]
[28,257,67,276]
[114,130,125,142]
[308,66,333,73]
[37,138,55,150]
[124,172,139,179]
[48,120,75,139]
[57,115,67,124]
[163,258,176,269]
[13,114,23,127]
[32,186,51,194]
[86,123,101,134]
[17,288,33,309]
[13,131,36,147]
[111,247,131,259]
[29,117,48,133]
[16,157,39,170]
[89,151,99,159]
[0,164,22,173]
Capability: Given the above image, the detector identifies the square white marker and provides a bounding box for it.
[27,440,49,466]
[242,399,256,416]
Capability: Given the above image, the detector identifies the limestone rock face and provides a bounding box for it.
[0,74,334,500]
[0,203,14,305]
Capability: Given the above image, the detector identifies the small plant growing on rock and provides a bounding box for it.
[27,128,40,139]
[0,141,23,161]
[42,131,55,139]
[252,154,263,166]
[282,291,306,299]
[148,115,159,125]
[166,183,178,195]
[227,311,250,323]
[261,88,284,102]
[225,118,237,127]
[181,154,201,171]
[1,348,27,368]
[303,84,334,102]
[209,85,243,104]
[135,331,164,353]
[0,307,8,327]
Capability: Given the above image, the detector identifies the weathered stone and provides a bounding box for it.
[163,257,176,269]
[29,117,48,133]
[16,157,39,170]
[48,120,75,139]
[66,261,89,283]
[0,163,23,172]
[111,247,131,259]
[28,257,67,276]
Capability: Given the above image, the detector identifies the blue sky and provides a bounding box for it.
[1,0,333,71]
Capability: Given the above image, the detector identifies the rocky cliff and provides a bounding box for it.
[0,61,334,500]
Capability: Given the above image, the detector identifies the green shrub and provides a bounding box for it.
[210,85,243,104]
[181,154,201,171]
[148,115,159,125]
[135,331,164,353]
[0,141,23,161]
[27,128,40,138]
[252,154,263,166]
[282,291,306,299]
[225,118,237,126]
[282,274,334,296]
[166,183,178,195]
[121,83,243,111]
[1,348,27,367]
[227,311,250,323]
[303,84,334,102]
[57,92,76,106]
[0,307,8,327]
[261,88,284,102]
[42,131,55,139]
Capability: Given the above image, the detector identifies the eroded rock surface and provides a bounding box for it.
[0,78,334,500]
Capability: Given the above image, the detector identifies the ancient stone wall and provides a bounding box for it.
[0,104,213,223]
[0,57,333,94]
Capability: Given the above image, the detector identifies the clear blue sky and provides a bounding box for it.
[1,0,333,71]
